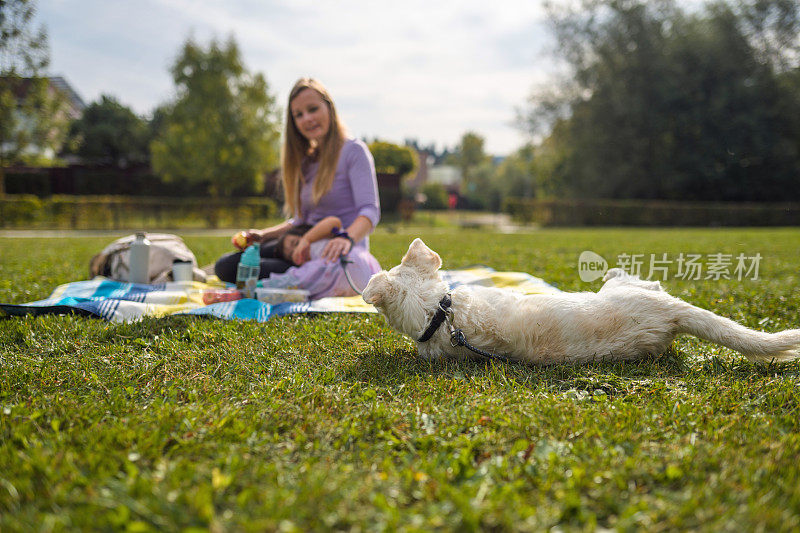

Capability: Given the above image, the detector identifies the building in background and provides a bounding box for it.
[48,76,86,119]
[1,75,84,162]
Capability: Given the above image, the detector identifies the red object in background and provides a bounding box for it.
[448,193,458,210]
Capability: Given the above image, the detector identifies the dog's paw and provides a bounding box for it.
[603,268,627,282]
[417,344,444,361]
[641,280,663,291]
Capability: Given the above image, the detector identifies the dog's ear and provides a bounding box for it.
[362,271,395,306]
[401,238,442,272]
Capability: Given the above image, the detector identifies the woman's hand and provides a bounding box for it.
[232,229,265,250]
[321,237,352,262]
[291,237,312,266]
[246,229,265,244]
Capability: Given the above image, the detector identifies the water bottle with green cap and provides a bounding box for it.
[236,244,260,298]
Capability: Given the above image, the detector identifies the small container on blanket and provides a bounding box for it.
[172,259,193,282]
[202,289,243,305]
[255,288,309,304]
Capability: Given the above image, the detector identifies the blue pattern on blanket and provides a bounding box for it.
[0,267,557,323]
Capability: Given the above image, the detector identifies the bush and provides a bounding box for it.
[504,198,800,226]
[420,182,448,210]
[368,141,418,178]
[0,195,43,225]
[0,195,278,229]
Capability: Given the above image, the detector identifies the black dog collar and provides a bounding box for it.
[418,293,452,342]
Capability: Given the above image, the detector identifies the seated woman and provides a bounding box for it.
[215,77,381,284]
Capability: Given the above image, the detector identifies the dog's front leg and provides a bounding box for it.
[418,340,477,361]
[416,341,445,360]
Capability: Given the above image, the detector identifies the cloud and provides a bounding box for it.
[39,0,556,154]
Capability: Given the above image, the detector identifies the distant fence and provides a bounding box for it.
[3,164,213,197]
[3,166,402,214]
[376,172,401,214]
[3,164,281,198]
[504,198,800,226]
[0,195,278,229]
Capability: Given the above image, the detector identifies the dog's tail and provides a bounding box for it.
[676,302,800,362]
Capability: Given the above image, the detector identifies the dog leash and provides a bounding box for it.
[332,228,365,296]
[418,293,512,363]
[449,328,511,363]
[340,255,364,295]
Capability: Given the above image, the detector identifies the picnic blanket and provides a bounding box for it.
[0,266,558,323]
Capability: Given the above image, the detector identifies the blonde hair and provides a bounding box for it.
[281,78,347,218]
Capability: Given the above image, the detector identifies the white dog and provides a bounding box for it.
[362,239,800,364]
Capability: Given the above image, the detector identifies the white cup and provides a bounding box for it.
[172,260,193,282]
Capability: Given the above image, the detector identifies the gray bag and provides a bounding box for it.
[89,233,207,283]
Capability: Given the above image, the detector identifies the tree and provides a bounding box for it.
[448,132,496,208]
[529,119,573,198]
[495,144,537,199]
[521,0,800,201]
[0,0,69,194]
[64,94,150,166]
[735,0,800,72]
[367,140,418,178]
[151,37,281,197]
[451,132,489,186]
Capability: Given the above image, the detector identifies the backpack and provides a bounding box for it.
[89,233,208,283]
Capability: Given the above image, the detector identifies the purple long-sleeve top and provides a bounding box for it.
[290,138,381,249]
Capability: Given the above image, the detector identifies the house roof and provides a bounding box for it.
[48,76,86,115]
[2,75,86,117]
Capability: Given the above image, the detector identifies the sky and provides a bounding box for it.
[38,0,560,156]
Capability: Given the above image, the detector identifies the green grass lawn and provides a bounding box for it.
[1,227,800,531]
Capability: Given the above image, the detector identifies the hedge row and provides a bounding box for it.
[504,198,800,226]
[0,195,278,230]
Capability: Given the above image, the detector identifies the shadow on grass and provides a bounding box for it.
[340,344,800,398]
[338,346,694,396]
